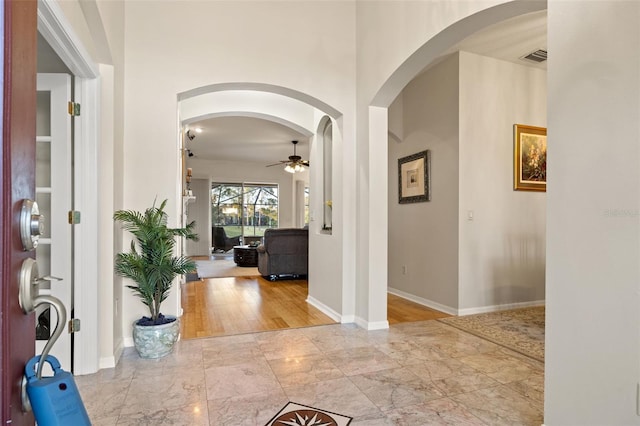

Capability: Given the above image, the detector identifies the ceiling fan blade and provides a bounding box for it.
[266,142,309,169]
[266,161,288,167]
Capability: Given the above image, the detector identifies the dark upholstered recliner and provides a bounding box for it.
[212,226,241,252]
[257,228,308,280]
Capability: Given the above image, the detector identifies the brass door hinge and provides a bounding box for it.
[68,210,81,224]
[68,318,81,333]
[68,101,81,116]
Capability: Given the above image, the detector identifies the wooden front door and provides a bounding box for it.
[1,0,38,424]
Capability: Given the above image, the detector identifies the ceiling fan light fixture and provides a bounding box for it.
[267,140,309,173]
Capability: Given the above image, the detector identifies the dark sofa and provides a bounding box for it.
[257,228,308,280]
[212,226,241,252]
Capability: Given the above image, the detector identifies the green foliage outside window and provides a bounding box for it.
[211,183,278,238]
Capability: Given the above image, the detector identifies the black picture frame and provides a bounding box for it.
[398,150,431,204]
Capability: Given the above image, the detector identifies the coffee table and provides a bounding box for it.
[233,245,258,267]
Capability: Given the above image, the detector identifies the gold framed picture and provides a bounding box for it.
[514,124,547,192]
[398,150,431,203]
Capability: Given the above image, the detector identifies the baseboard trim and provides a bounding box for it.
[355,316,389,331]
[99,339,124,370]
[99,356,115,369]
[387,287,458,315]
[387,288,545,317]
[123,337,134,348]
[306,296,342,323]
[340,314,355,324]
[458,299,545,316]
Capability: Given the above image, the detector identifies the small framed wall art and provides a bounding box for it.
[514,124,547,192]
[398,150,431,203]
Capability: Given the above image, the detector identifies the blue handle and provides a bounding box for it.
[25,355,62,383]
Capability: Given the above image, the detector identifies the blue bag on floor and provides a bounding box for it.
[25,355,91,426]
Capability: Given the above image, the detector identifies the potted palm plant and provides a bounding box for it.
[114,199,198,358]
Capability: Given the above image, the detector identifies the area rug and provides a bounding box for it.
[196,259,259,279]
[437,306,545,362]
[266,402,352,426]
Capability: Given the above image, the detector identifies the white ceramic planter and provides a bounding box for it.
[132,316,180,359]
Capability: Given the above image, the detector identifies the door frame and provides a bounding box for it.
[38,0,100,375]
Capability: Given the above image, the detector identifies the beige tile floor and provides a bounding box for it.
[76,320,543,425]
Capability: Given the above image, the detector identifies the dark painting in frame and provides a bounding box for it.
[398,150,431,204]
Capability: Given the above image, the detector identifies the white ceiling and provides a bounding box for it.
[186,10,546,165]
[185,116,310,165]
[452,10,546,70]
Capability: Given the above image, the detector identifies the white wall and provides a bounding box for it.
[185,178,210,256]
[545,1,640,423]
[122,1,356,336]
[54,0,97,61]
[94,0,126,369]
[458,51,546,312]
[388,53,460,311]
[307,114,348,321]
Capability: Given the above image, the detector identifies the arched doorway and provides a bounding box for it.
[176,84,351,335]
[361,1,547,325]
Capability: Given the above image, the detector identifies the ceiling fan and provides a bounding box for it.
[266,140,309,173]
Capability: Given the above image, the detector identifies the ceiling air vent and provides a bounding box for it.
[521,49,547,63]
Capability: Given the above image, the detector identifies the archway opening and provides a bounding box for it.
[365,1,547,325]
[177,84,346,338]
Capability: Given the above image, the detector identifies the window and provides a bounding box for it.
[211,183,278,240]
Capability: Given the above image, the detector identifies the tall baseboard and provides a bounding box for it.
[306,297,389,330]
[340,314,355,323]
[306,296,343,323]
[98,339,124,370]
[458,299,545,316]
[355,316,389,331]
[99,356,115,369]
[388,287,458,315]
[387,287,545,317]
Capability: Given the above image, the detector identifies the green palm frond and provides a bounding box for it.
[114,199,199,323]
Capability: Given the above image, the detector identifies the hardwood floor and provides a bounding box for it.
[387,292,451,324]
[180,276,335,339]
[180,274,451,340]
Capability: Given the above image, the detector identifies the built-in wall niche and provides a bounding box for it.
[321,118,333,233]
